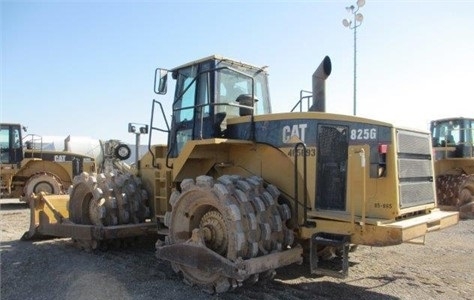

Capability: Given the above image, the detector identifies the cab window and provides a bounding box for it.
[0,127,10,163]
[216,64,271,118]
[174,66,197,122]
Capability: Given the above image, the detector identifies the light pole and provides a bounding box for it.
[128,123,149,168]
[343,0,365,116]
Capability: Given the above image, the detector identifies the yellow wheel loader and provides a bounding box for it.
[431,117,474,218]
[23,55,458,294]
[0,123,96,204]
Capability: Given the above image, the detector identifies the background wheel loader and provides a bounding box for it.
[23,55,459,294]
[0,123,96,204]
[431,117,474,218]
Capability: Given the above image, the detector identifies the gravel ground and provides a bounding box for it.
[1,199,473,300]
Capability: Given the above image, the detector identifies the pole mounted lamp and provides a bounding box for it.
[128,123,149,168]
[343,0,365,116]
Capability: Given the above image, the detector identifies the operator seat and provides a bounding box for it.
[236,94,258,116]
[446,135,455,146]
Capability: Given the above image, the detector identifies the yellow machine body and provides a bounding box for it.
[139,111,458,248]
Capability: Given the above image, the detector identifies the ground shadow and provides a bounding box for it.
[0,202,28,210]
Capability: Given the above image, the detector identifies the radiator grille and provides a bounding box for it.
[396,129,435,208]
[399,182,435,208]
[398,158,433,178]
[397,130,432,155]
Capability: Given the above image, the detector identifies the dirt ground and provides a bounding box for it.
[1,199,473,300]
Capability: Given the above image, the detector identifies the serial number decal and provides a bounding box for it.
[287,148,316,157]
[350,128,377,140]
[374,203,393,209]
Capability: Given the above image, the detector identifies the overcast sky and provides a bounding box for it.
[2,0,473,144]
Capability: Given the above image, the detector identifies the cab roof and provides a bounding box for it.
[431,117,474,123]
[170,55,267,73]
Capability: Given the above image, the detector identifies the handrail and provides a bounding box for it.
[434,127,474,159]
[22,134,43,159]
[353,148,366,228]
[294,142,308,227]
[149,100,257,169]
[290,90,312,112]
[148,100,170,168]
[175,102,254,139]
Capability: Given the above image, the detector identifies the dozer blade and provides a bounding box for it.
[22,192,156,243]
[21,192,71,241]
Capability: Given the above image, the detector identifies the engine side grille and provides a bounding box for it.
[398,158,432,178]
[397,129,435,209]
[397,131,432,155]
[399,182,436,207]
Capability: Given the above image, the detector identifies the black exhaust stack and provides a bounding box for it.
[310,56,332,112]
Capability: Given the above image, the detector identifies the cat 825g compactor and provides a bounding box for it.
[24,55,458,294]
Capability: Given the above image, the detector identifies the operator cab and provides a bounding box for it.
[431,117,474,158]
[155,55,271,157]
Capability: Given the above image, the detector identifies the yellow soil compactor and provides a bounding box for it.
[22,55,458,293]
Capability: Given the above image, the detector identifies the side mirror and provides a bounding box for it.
[154,68,168,95]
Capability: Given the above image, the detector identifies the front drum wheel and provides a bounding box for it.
[163,175,293,293]
[68,172,150,250]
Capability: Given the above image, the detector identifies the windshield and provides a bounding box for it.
[432,120,461,146]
